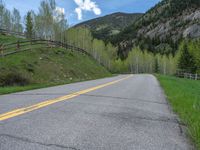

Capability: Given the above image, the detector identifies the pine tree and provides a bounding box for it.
[178,43,197,73]
[25,11,33,39]
[154,58,159,73]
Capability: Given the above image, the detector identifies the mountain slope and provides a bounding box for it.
[111,0,200,59]
[75,12,143,42]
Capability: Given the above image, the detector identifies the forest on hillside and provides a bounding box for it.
[110,0,200,59]
[0,0,200,75]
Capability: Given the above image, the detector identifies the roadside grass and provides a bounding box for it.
[0,48,112,95]
[156,75,200,149]
[0,34,112,95]
[0,75,111,95]
[0,84,47,95]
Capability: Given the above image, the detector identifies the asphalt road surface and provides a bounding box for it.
[0,74,192,150]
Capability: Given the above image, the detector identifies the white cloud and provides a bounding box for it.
[55,7,65,15]
[74,0,101,20]
[75,8,82,20]
[54,6,65,21]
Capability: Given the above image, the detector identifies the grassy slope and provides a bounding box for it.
[156,75,200,149]
[0,34,23,43]
[0,34,111,94]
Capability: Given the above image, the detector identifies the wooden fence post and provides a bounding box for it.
[17,40,20,50]
[0,44,4,57]
[47,40,49,48]
[195,74,198,80]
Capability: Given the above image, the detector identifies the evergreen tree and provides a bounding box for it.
[154,58,159,73]
[188,39,200,73]
[25,11,33,39]
[178,43,197,73]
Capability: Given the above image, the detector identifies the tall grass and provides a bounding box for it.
[157,75,200,149]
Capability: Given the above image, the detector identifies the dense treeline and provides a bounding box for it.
[125,39,200,74]
[63,27,200,75]
[64,27,118,71]
[126,47,177,75]
[178,39,200,73]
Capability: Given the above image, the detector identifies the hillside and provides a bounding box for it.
[0,34,111,94]
[75,12,143,42]
[110,0,200,59]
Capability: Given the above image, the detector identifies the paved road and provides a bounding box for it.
[0,75,192,150]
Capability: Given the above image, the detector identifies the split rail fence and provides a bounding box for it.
[0,29,92,58]
[176,70,200,80]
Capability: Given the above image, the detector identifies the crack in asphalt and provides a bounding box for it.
[10,93,167,105]
[0,134,80,150]
[80,94,167,105]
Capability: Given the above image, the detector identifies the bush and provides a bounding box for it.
[0,71,30,86]
[25,63,34,73]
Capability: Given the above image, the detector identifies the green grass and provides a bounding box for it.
[0,34,24,43]
[156,75,200,149]
[0,84,48,95]
[0,34,112,94]
[0,76,110,95]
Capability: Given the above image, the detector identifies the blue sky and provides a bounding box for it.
[4,0,160,26]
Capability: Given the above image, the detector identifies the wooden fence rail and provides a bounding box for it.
[0,28,91,56]
[0,28,93,58]
[176,70,200,80]
[0,29,25,37]
[0,39,92,58]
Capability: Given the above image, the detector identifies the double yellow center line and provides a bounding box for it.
[0,75,132,121]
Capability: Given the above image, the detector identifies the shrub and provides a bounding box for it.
[0,71,30,86]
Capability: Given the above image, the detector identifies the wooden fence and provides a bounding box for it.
[176,70,200,80]
[0,28,25,37]
[0,39,92,57]
[0,28,110,70]
[0,28,92,58]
